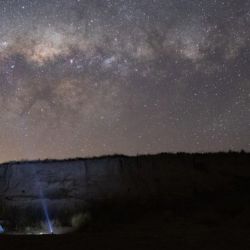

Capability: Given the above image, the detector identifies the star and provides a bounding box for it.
[0,0,249,163]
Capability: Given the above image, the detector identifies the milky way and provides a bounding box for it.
[0,0,250,162]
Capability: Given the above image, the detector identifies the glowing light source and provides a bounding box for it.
[0,224,4,234]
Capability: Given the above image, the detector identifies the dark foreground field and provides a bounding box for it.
[2,195,250,250]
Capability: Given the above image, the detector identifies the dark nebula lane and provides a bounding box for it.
[0,0,249,162]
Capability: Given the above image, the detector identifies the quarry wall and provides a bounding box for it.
[0,153,250,218]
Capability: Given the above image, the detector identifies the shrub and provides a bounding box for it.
[71,212,91,229]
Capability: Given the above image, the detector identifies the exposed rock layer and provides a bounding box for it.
[0,153,250,221]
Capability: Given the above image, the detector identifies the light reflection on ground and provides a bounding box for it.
[4,226,75,235]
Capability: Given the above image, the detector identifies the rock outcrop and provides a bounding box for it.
[0,153,250,230]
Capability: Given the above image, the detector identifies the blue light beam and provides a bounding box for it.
[32,166,53,234]
[38,185,53,234]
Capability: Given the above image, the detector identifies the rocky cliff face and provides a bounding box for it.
[0,153,250,231]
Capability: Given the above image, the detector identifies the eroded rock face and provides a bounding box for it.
[0,156,193,211]
[0,153,250,230]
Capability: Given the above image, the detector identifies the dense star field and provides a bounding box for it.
[0,0,249,162]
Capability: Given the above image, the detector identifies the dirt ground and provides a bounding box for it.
[2,200,250,250]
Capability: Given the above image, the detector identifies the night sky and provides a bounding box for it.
[0,0,249,162]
